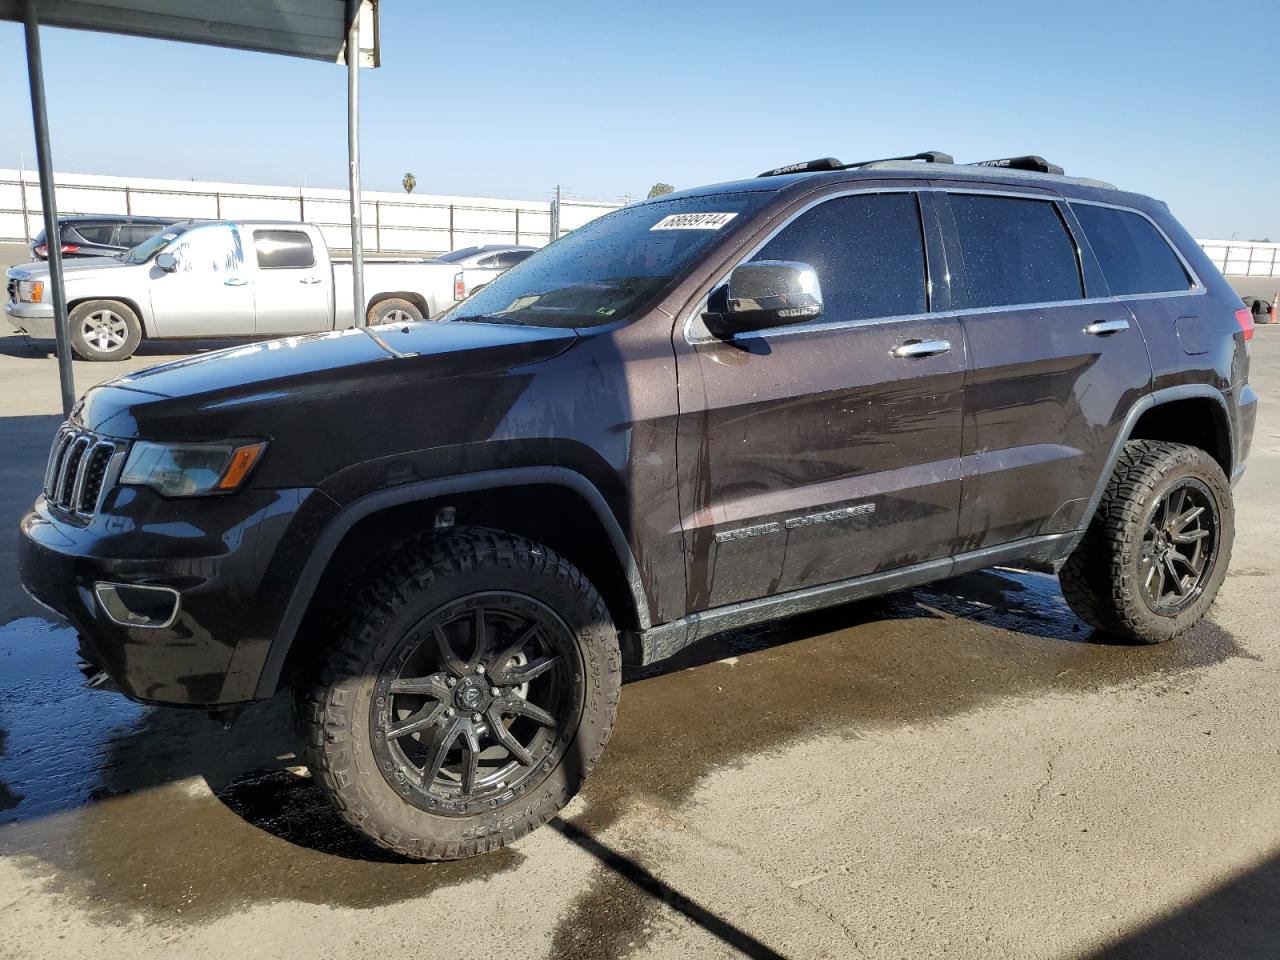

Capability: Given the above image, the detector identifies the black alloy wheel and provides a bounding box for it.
[1138,479,1219,615]
[370,591,584,816]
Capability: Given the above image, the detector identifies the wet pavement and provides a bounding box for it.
[1,332,1279,959]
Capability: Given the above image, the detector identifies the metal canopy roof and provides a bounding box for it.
[6,0,380,414]
[0,0,378,65]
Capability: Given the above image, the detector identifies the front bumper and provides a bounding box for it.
[18,484,335,707]
[4,300,55,337]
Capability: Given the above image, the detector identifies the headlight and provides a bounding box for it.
[17,280,44,303]
[120,440,267,497]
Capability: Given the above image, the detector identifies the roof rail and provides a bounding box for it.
[757,157,845,178]
[757,150,953,178]
[844,150,954,169]
[968,155,1064,176]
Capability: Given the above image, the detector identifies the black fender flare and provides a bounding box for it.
[252,466,650,699]
[1060,383,1234,558]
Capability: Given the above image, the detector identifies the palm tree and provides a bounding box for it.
[403,172,417,194]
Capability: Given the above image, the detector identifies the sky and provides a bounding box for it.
[0,0,1277,239]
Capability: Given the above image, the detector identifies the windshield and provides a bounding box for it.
[441,192,771,328]
[123,224,189,264]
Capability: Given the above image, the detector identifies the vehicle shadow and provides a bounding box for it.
[1085,850,1280,959]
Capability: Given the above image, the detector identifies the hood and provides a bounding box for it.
[8,257,134,282]
[79,321,579,436]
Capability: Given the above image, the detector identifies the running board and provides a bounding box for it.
[631,533,1074,665]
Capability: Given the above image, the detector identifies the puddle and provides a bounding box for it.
[0,617,522,920]
[0,566,1248,926]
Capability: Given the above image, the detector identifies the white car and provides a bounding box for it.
[426,244,537,302]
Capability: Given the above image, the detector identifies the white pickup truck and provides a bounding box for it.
[3,221,480,360]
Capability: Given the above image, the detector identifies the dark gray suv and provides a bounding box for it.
[19,151,1257,860]
[31,214,177,260]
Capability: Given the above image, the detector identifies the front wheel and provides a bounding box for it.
[299,529,620,860]
[1060,440,1234,643]
[68,299,142,361]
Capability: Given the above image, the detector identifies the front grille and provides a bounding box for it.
[6,278,16,303]
[44,426,121,518]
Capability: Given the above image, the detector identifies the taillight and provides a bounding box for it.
[454,272,466,300]
[60,244,80,254]
[1235,307,1255,341]
[34,243,47,257]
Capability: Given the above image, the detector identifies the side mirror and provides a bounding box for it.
[704,260,823,335]
[155,252,177,273]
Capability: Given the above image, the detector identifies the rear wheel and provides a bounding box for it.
[299,529,620,860]
[68,299,142,361]
[1060,440,1233,643]
[367,298,424,326]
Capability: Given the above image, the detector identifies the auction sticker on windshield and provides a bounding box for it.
[649,212,738,231]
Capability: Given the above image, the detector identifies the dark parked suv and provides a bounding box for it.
[19,152,1257,860]
[31,215,177,260]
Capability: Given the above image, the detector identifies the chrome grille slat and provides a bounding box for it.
[43,428,73,497]
[42,426,119,520]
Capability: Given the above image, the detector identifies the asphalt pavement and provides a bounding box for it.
[0,330,1277,960]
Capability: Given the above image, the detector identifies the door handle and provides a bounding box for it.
[299,276,323,285]
[892,338,951,359]
[1083,319,1130,336]
[224,277,248,287]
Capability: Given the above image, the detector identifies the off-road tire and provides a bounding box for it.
[1060,440,1233,643]
[366,297,425,325]
[68,299,143,361]
[299,528,620,860]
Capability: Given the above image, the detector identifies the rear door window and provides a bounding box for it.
[749,191,928,322]
[253,230,316,269]
[118,224,165,247]
[1069,204,1192,296]
[947,194,1083,309]
[73,223,116,245]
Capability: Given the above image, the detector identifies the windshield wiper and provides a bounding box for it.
[451,314,529,326]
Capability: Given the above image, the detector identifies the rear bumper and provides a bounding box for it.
[18,485,336,708]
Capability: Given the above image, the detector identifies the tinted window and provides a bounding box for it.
[1070,204,1191,296]
[253,230,315,269]
[495,250,533,268]
[750,192,927,322]
[73,224,116,245]
[475,255,502,268]
[118,224,165,247]
[948,194,1082,309]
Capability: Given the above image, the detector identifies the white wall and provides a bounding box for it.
[1198,239,1280,279]
[0,169,624,254]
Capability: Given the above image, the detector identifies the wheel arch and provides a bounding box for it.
[366,290,430,320]
[1063,385,1235,558]
[255,467,649,698]
[66,295,149,337]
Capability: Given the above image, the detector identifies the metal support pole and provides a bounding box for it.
[347,4,366,328]
[22,0,75,416]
